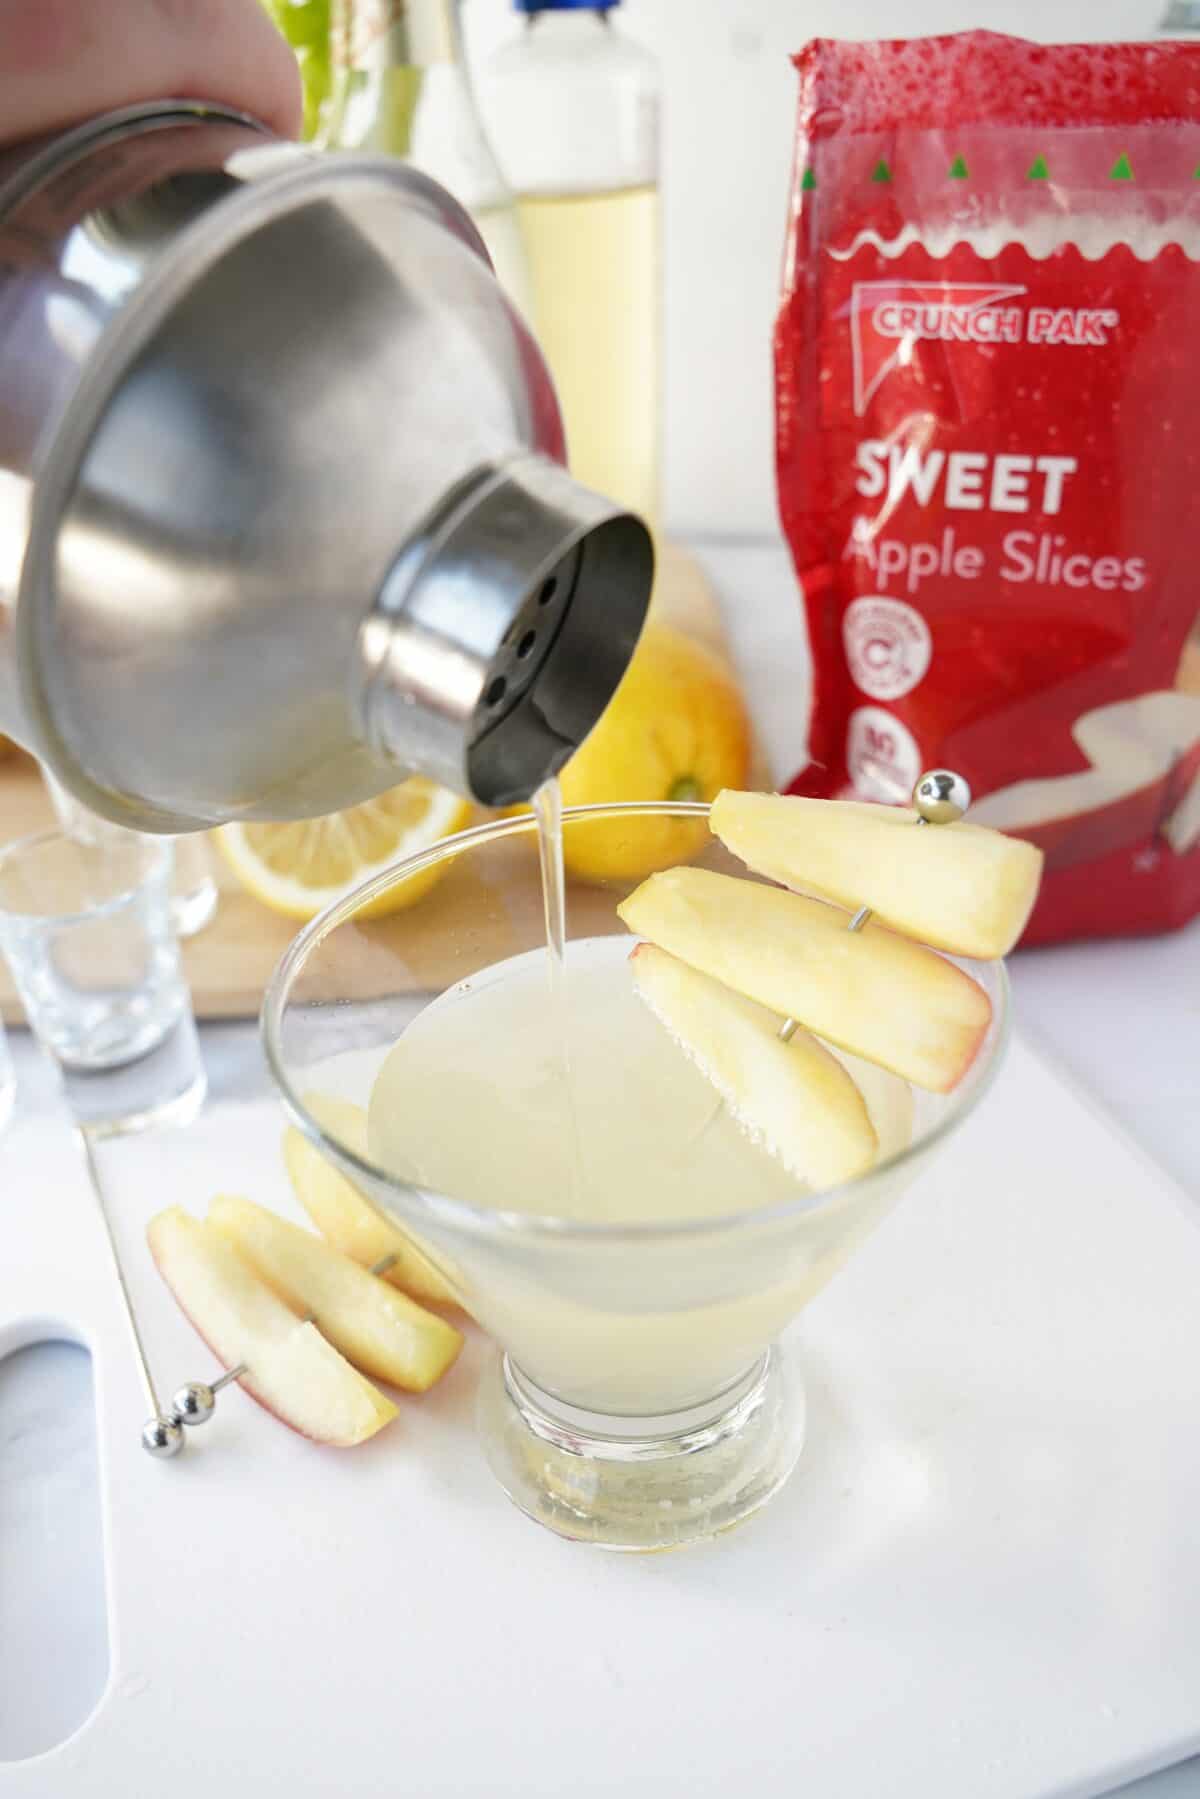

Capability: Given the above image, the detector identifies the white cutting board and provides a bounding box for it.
[1,1035,1199,1799]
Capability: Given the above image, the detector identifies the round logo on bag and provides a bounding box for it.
[846,706,923,804]
[843,597,932,701]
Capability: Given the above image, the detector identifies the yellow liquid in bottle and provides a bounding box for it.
[517,184,660,523]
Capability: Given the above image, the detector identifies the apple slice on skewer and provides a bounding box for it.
[631,943,878,1187]
[825,1046,914,1163]
[147,1207,397,1446]
[710,789,1042,959]
[208,1196,463,1393]
[618,867,991,1093]
[284,1093,457,1308]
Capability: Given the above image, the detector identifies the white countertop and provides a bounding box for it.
[1,537,1197,1798]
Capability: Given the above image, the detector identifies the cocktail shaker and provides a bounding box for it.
[0,103,652,830]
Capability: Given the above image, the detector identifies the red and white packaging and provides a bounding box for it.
[777,32,1200,944]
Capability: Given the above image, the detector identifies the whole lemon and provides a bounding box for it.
[556,623,752,882]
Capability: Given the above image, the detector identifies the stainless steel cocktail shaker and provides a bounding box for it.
[0,103,652,830]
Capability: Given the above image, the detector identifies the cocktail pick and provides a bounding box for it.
[146,1251,401,1455]
[776,768,972,1043]
[71,1128,187,1460]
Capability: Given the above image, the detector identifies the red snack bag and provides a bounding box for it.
[777,31,1200,944]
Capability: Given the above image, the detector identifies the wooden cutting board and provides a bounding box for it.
[0,543,763,1025]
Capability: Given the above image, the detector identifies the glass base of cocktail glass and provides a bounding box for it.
[264,802,1008,1550]
[480,1345,804,1550]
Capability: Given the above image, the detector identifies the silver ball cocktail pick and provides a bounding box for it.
[172,1381,217,1425]
[142,1415,185,1459]
[143,1362,247,1455]
[171,1365,247,1427]
[913,768,972,826]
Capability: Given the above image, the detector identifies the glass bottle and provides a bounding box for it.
[328,0,531,311]
[483,0,661,524]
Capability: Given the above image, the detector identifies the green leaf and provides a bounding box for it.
[871,159,893,184]
[1027,154,1050,180]
[948,154,969,180]
[801,167,818,191]
[1110,152,1135,182]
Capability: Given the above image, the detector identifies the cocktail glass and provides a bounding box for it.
[263,802,1009,1550]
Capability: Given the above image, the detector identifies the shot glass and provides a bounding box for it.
[0,1013,13,1136]
[40,767,219,938]
[0,831,206,1133]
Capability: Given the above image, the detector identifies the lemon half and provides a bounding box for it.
[218,779,471,922]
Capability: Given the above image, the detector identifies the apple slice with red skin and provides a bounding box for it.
[631,943,879,1188]
[618,867,991,1094]
[147,1206,397,1446]
[285,1093,457,1308]
[208,1195,462,1393]
[710,789,1042,959]
[970,691,1200,871]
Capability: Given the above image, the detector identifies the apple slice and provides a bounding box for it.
[825,1046,914,1163]
[969,691,1200,872]
[284,1093,457,1308]
[631,943,878,1187]
[208,1196,463,1393]
[147,1207,396,1446]
[710,789,1042,959]
[1163,766,1200,855]
[618,867,991,1093]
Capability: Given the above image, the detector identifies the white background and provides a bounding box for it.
[463,0,1166,535]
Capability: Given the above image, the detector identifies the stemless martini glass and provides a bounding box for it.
[263,802,1009,1551]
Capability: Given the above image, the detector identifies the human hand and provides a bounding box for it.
[0,0,303,149]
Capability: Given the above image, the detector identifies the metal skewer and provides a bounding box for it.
[149,1250,402,1456]
[73,1128,190,1460]
[774,768,972,1045]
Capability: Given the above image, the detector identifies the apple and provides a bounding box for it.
[1164,768,1200,855]
[618,867,991,1093]
[284,1093,457,1308]
[970,691,1200,871]
[631,943,878,1187]
[710,789,1042,959]
[147,1207,397,1446]
[208,1195,463,1393]
[825,1045,914,1163]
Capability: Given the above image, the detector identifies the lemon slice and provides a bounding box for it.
[217,779,472,921]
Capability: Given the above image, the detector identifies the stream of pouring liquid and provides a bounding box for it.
[531,778,584,1202]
